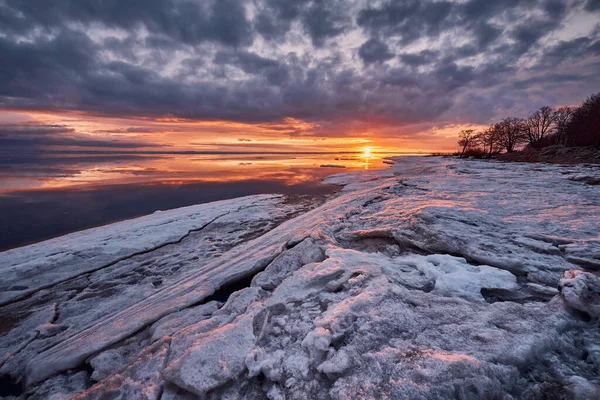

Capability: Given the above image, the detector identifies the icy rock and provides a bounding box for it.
[317,349,352,379]
[559,270,600,320]
[3,157,600,399]
[245,348,285,381]
[302,327,332,363]
[149,301,220,342]
[329,346,489,400]
[410,254,520,301]
[89,349,124,381]
[27,371,89,400]
[0,195,286,305]
[163,287,265,366]
[1,303,57,376]
[214,286,265,317]
[160,383,198,400]
[73,339,170,400]
[252,238,326,290]
[527,282,559,296]
[162,315,257,396]
[36,323,67,338]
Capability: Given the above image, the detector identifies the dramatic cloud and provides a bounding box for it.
[0,123,162,149]
[0,0,599,138]
[358,38,395,64]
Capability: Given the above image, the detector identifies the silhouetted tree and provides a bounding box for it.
[454,90,600,155]
[565,93,600,148]
[479,125,502,155]
[552,106,575,145]
[497,118,527,152]
[525,106,554,148]
[458,129,478,156]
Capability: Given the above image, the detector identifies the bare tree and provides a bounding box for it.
[497,118,527,153]
[525,106,554,147]
[479,125,502,155]
[458,129,477,156]
[552,106,575,145]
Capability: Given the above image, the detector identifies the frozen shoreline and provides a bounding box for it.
[1,157,600,399]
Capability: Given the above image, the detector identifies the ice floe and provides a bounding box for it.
[1,157,599,399]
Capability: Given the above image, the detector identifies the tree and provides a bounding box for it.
[565,93,600,148]
[458,129,477,156]
[552,106,575,145]
[525,106,554,148]
[497,118,527,153]
[479,125,502,155]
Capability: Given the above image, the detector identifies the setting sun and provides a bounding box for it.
[363,146,372,158]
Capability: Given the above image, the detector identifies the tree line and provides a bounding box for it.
[458,92,600,157]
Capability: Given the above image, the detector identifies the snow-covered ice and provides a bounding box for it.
[0,195,295,306]
[1,157,599,399]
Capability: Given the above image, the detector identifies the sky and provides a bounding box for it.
[1,0,600,154]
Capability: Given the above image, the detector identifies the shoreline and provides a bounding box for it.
[2,156,600,398]
[0,156,405,252]
[0,176,344,253]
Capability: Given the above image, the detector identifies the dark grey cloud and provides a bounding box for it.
[513,73,588,89]
[460,0,526,19]
[537,30,600,68]
[471,22,504,49]
[213,50,289,85]
[357,1,453,45]
[585,0,600,11]
[254,0,349,46]
[254,0,308,41]
[358,39,394,65]
[0,0,253,47]
[0,0,598,133]
[0,124,161,149]
[509,17,564,57]
[301,1,350,47]
[399,50,439,67]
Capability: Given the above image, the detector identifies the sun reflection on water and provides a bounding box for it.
[0,152,394,193]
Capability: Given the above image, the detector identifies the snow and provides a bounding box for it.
[1,157,600,399]
[0,194,291,306]
[408,254,520,301]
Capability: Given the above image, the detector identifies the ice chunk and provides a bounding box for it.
[162,316,256,396]
[73,339,170,400]
[559,270,600,319]
[409,254,520,301]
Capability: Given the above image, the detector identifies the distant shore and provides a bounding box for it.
[497,145,600,165]
[436,145,600,165]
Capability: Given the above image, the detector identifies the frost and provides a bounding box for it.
[2,157,600,398]
[409,254,519,301]
[559,270,600,319]
[162,316,256,396]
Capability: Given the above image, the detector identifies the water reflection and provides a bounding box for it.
[0,151,393,250]
[0,151,389,192]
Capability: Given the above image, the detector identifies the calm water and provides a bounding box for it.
[0,151,393,250]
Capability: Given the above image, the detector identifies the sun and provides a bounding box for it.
[363,146,372,158]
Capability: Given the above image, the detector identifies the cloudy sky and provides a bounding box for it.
[1,0,599,153]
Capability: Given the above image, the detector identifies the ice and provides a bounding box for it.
[1,157,600,398]
[73,339,170,400]
[0,194,289,306]
[162,315,257,396]
[559,270,600,319]
[407,254,520,301]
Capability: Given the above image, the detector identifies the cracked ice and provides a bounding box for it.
[1,157,599,399]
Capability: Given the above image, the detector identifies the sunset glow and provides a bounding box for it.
[2,1,600,398]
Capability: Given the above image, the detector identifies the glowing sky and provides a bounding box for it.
[1,0,599,154]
